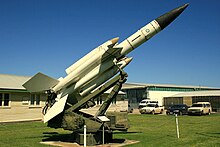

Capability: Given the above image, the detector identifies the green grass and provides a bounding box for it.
[0,121,70,147]
[0,114,220,146]
[114,114,220,147]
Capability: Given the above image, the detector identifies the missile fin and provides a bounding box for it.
[43,93,68,123]
[104,47,122,58]
[23,72,59,93]
[107,37,119,48]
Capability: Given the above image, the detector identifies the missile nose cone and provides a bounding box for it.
[124,57,133,64]
[111,37,119,45]
[155,3,189,30]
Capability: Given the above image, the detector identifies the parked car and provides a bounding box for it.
[166,104,189,115]
[138,99,159,109]
[139,103,164,114]
[188,102,212,115]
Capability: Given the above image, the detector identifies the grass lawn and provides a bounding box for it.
[114,114,220,147]
[0,114,220,146]
[0,121,70,147]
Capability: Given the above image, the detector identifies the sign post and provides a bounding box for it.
[84,125,86,147]
[97,116,110,145]
[175,114,180,139]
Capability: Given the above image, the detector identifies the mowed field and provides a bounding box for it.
[115,114,220,147]
[0,114,220,147]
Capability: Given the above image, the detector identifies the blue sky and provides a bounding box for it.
[1,0,220,87]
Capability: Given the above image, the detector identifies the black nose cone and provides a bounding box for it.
[156,3,189,30]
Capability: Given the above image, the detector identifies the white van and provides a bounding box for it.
[188,102,212,115]
[138,99,159,109]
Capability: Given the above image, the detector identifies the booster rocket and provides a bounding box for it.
[23,3,189,123]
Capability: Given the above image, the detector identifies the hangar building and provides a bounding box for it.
[121,83,220,111]
[164,91,220,112]
[1,74,220,112]
[0,74,124,109]
[0,74,47,109]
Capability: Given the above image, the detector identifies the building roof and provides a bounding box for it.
[104,87,125,95]
[122,83,146,89]
[0,74,31,90]
[122,82,220,90]
[1,74,220,94]
[166,90,220,97]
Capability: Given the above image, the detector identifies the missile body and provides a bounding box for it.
[23,3,189,123]
[80,57,133,96]
[117,3,189,57]
[61,57,132,97]
[52,38,120,93]
[65,38,119,75]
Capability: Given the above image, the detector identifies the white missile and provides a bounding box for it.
[117,20,160,56]
[61,57,119,96]
[23,3,189,123]
[60,57,132,97]
[65,37,119,75]
[51,38,120,93]
[117,3,189,57]
[80,57,133,96]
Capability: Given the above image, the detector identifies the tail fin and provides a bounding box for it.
[43,93,68,123]
[23,72,59,93]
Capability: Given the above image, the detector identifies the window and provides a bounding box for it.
[30,94,41,106]
[4,94,9,106]
[205,104,210,107]
[0,93,10,107]
[36,94,40,105]
[0,93,2,106]
[30,94,35,105]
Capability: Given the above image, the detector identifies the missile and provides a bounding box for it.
[80,57,133,96]
[117,3,189,57]
[61,57,132,96]
[23,3,189,123]
[51,37,121,93]
[65,37,119,75]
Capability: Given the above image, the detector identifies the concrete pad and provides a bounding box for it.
[41,139,139,147]
[0,107,43,123]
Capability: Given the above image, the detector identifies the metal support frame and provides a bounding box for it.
[94,70,127,118]
[47,68,128,145]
